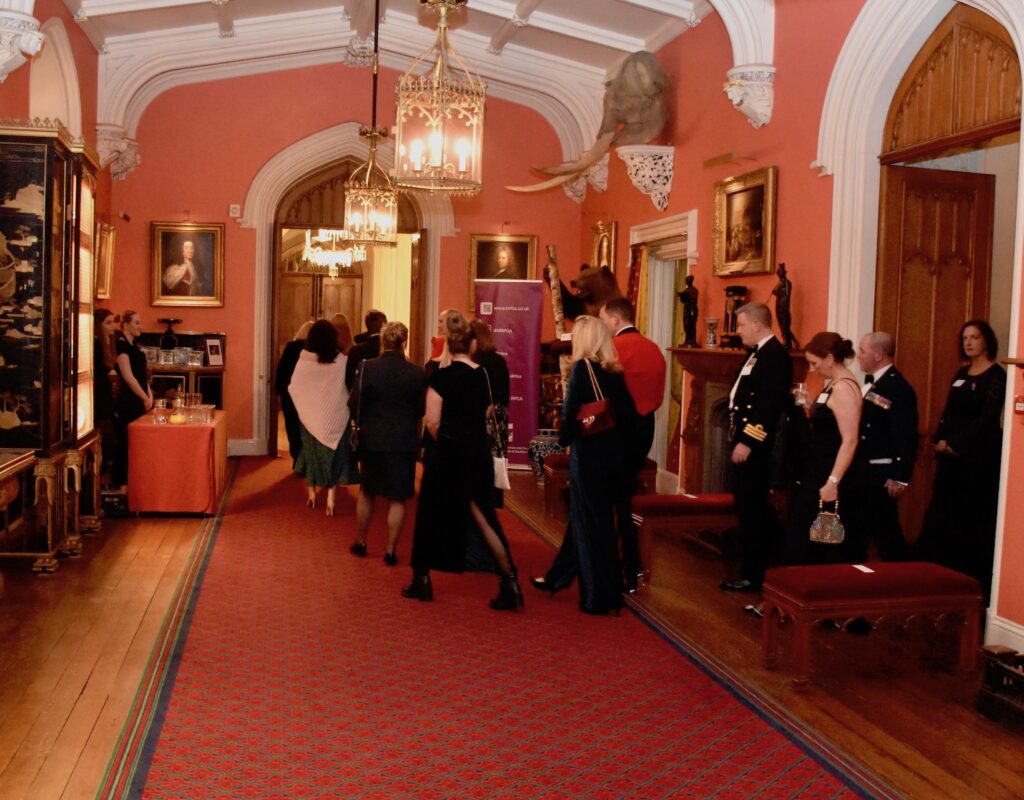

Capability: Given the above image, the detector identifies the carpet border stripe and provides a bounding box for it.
[506,497,902,800]
[95,461,238,800]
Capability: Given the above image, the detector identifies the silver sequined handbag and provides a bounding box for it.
[809,499,845,544]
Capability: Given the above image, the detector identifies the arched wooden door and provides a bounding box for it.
[875,4,1019,542]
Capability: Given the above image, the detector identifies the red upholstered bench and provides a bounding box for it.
[762,562,984,689]
[543,454,658,521]
[632,493,736,586]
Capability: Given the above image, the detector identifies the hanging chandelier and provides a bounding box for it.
[344,0,398,247]
[303,229,367,277]
[394,0,485,195]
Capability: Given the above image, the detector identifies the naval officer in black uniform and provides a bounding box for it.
[852,331,918,561]
[721,302,793,592]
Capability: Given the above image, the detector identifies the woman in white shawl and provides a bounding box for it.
[288,319,360,515]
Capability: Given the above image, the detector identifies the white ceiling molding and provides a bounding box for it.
[211,0,234,39]
[238,121,454,454]
[473,0,644,53]
[29,18,81,137]
[96,5,605,164]
[487,0,541,55]
[0,2,44,83]
[708,0,776,126]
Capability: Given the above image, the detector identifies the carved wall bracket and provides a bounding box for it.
[97,123,141,181]
[0,7,44,83]
[616,145,674,211]
[561,153,608,204]
[723,65,775,128]
[344,35,374,68]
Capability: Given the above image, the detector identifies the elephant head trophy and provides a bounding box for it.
[507,51,669,194]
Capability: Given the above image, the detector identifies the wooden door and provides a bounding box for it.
[322,277,362,331]
[875,164,994,542]
[276,274,314,362]
[409,230,428,363]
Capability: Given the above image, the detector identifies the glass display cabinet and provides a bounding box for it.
[0,120,99,569]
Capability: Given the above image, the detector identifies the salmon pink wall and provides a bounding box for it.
[580,1,865,342]
[107,61,572,442]
[999,344,1024,621]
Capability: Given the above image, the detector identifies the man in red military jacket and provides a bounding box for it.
[600,298,666,592]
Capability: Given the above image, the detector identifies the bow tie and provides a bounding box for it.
[864,373,875,384]
[745,346,757,356]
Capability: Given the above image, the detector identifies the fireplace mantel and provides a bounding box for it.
[670,347,808,493]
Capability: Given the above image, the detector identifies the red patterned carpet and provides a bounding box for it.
[101,457,889,799]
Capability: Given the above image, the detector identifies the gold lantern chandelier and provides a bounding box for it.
[303,229,367,277]
[344,0,398,247]
[394,0,485,195]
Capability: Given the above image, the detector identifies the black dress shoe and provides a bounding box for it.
[530,576,558,593]
[349,541,367,558]
[383,552,398,567]
[720,579,760,593]
[401,574,433,602]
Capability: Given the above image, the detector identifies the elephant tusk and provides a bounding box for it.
[505,132,615,193]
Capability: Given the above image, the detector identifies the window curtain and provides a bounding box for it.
[626,244,650,335]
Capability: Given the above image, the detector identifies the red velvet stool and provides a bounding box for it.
[632,492,736,587]
[761,562,984,689]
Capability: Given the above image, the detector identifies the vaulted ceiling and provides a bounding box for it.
[58,0,775,166]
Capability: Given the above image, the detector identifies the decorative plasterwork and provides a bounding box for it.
[707,0,776,125]
[236,122,454,455]
[0,7,44,83]
[96,123,141,180]
[344,35,373,68]
[616,145,674,211]
[561,153,609,204]
[95,7,605,169]
[723,64,774,128]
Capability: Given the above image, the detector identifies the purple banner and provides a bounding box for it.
[474,280,543,468]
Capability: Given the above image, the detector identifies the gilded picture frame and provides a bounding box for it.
[151,221,225,307]
[592,221,617,273]
[95,222,115,299]
[469,233,537,293]
[712,166,778,277]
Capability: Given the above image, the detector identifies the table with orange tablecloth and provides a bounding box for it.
[127,411,227,514]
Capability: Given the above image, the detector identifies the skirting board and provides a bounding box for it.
[986,614,1024,653]
[228,439,268,457]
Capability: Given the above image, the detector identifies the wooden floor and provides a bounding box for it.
[0,463,1020,799]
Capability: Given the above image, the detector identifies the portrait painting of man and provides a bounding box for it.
[151,222,224,307]
[470,234,536,288]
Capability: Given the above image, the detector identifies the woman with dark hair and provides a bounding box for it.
[784,331,863,566]
[470,318,511,507]
[915,320,1006,597]
[112,311,153,485]
[402,310,523,611]
[348,322,426,564]
[94,309,120,480]
[276,320,313,469]
[288,319,359,516]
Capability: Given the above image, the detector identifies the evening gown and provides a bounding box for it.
[112,335,150,485]
[543,358,636,614]
[785,377,864,565]
[915,363,1006,597]
[410,361,513,575]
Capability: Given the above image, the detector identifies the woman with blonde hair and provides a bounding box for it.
[402,310,523,610]
[532,315,637,615]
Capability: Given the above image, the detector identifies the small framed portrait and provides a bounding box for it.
[712,166,778,277]
[95,223,115,300]
[592,221,617,273]
[205,338,224,366]
[469,234,537,287]
[151,221,225,307]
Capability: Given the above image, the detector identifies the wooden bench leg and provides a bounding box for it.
[762,602,780,669]
[791,618,813,690]
[959,609,981,673]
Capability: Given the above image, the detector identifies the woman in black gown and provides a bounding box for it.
[785,332,863,566]
[532,315,637,615]
[402,310,523,611]
[112,310,153,485]
[915,320,1005,598]
[93,309,119,481]
[470,319,511,508]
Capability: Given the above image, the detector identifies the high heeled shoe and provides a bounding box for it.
[305,494,316,510]
[401,574,433,602]
[490,572,525,611]
[325,489,335,517]
[530,576,559,594]
[383,551,398,567]
[349,541,367,558]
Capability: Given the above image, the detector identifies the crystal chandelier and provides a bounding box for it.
[394,0,485,195]
[303,229,367,277]
[344,0,398,247]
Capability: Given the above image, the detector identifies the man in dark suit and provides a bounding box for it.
[721,302,792,593]
[345,309,387,389]
[852,330,918,561]
[348,322,427,564]
[599,298,666,592]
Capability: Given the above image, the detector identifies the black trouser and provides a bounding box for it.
[729,446,775,586]
[614,412,655,586]
[851,482,909,562]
